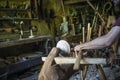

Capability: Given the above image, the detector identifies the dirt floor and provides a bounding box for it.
[69,65,120,80]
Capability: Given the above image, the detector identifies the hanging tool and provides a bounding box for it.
[102,1,112,17]
[86,0,105,23]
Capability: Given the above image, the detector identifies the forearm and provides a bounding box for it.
[81,26,120,49]
[74,26,120,52]
[81,36,108,49]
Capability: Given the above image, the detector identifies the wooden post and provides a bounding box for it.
[71,24,76,35]
[87,23,90,41]
[82,65,89,80]
[97,64,107,80]
[88,27,92,41]
[98,25,102,37]
[73,50,83,70]
[82,27,85,43]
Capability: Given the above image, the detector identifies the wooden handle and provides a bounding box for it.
[73,50,82,70]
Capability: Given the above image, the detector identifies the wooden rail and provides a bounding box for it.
[42,57,107,64]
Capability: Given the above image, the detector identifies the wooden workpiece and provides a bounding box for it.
[38,47,60,80]
[38,47,75,80]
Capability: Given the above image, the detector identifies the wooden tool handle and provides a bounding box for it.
[73,50,82,70]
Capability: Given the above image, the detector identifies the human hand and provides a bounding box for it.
[74,44,84,53]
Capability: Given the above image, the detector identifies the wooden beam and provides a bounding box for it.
[0,35,52,48]
[64,0,87,5]
[42,57,107,64]
[64,0,94,5]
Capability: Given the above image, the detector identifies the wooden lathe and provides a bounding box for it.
[40,47,120,80]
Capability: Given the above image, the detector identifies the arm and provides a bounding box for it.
[74,26,120,51]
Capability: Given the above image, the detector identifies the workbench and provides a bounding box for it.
[0,35,53,48]
[0,35,54,79]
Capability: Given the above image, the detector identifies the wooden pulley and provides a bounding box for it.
[56,40,70,54]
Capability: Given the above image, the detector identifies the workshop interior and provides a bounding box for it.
[0,0,120,80]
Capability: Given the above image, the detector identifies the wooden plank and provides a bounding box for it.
[0,35,52,48]
[42,57,107,64]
